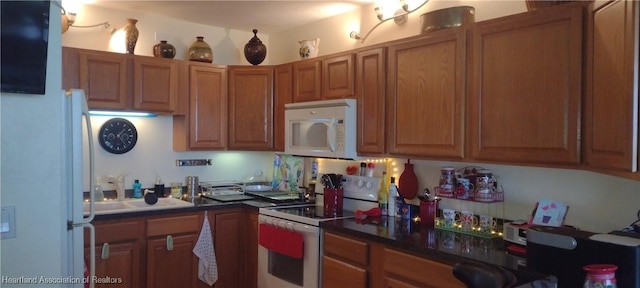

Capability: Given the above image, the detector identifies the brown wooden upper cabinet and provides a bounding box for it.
[386,29,467,159]
[63,47,129,110]
[356,47,387,156]
[132,56,178,113]
[467,4,583,165]
[584,0,640,177]
[63,47,178,114]
[292,53,355,102]
[173,63,227,150]
[227,66,274,150]
[274,64,293,151]
[322,53,355,99]
[292,58,322,102]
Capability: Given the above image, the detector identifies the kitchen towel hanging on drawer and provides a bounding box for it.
[193,211,218,285]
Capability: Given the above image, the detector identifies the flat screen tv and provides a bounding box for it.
[1,1,51,95]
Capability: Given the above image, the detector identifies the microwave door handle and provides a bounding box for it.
[327,119,337,152]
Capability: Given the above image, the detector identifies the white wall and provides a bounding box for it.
[86,116,275,193]
[62,3,270,65]
[269,0,528,63]
[274,0,640,234]
[60,1,640,234]
[0,3,69,284]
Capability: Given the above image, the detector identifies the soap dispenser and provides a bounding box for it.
[93,177,104,202]
[154,175,165,197]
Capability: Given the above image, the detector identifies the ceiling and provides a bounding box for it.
[88,1,377,34]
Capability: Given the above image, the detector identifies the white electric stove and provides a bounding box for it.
[257,175,381,288]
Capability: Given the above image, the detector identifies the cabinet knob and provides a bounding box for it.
[166,235,174,251]
[101,243,110,260]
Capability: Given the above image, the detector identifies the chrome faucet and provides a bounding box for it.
[108,173,128,201]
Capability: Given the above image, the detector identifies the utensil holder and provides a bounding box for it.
[323,188,343,217]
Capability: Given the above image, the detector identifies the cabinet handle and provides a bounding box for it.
[101,243,109,260]
[166,235,174,251]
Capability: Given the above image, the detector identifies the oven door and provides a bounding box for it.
[258,214,321,288]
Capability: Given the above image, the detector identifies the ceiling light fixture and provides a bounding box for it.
[350,0,429,43]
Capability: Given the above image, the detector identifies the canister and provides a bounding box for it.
[475,169,493,193]
[186,176,199,198]
[439,166,456,190]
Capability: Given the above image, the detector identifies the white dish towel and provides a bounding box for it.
[193,211,218,286]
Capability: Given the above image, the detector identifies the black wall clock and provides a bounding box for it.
[98,118,138,154]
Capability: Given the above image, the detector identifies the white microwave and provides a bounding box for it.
[284,99,357,159]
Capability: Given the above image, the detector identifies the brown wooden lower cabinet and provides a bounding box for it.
[322,256,367,287]
[244,209,259,288]
[146,233,201,288]
[322,231,465,288]
[87,209,246,288]
[84,219,144,288]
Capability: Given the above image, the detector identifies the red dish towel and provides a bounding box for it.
[259,223,304,258]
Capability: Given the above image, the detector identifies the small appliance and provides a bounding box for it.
[526,225,640,287]
[284,99,357,159]
[503,221,529,246]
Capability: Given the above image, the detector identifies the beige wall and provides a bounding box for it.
[62,1,640,234]
[62,3,269,65]
[269,0,528,63]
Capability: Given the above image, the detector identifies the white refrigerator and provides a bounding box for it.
[63,89,96,288]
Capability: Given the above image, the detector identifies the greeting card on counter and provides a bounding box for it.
[530,199,569,227]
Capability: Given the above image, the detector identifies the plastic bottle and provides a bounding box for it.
[311,159,318,180]
[388,176,399,217]
[378,172,388,215]
[133,179,142,198]
[93,177,104,202]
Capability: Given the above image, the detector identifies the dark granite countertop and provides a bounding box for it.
[320,216,546,285]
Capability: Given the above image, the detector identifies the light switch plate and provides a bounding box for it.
[1,206,16,239]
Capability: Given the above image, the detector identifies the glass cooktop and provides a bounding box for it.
[274,205,355,220]
[260,204,356,226]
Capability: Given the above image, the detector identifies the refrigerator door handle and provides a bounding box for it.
[80,90,96,224]
[84,222,96,288]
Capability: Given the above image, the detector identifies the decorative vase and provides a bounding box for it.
[124,18,139,54]
[189,36,213,63]
[153,40,176,59]
[398,159,419,199]
[244,29,267,65]
[298,38,320,59]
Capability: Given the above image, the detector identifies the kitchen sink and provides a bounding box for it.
[83,197,193,215]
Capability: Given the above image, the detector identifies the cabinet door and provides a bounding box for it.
[78,49,129,110]
[146,233,200,288]
[62,47,79,90]
[244,210,259,288]
[387,30,466,159]
[213,211,243,288]
[585,0,639,173]
[383,248,464,288]
[322,256,367,288]
[189,64,227,149]
[85,242,141,288]
[133,57,177,113]
[322,53,355,99]
[357,47,387,156]
[228,66,274,150]
[274,64,293,151]
[292,59,322,102]
[469,5,583,165]
[85,220,143,288]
